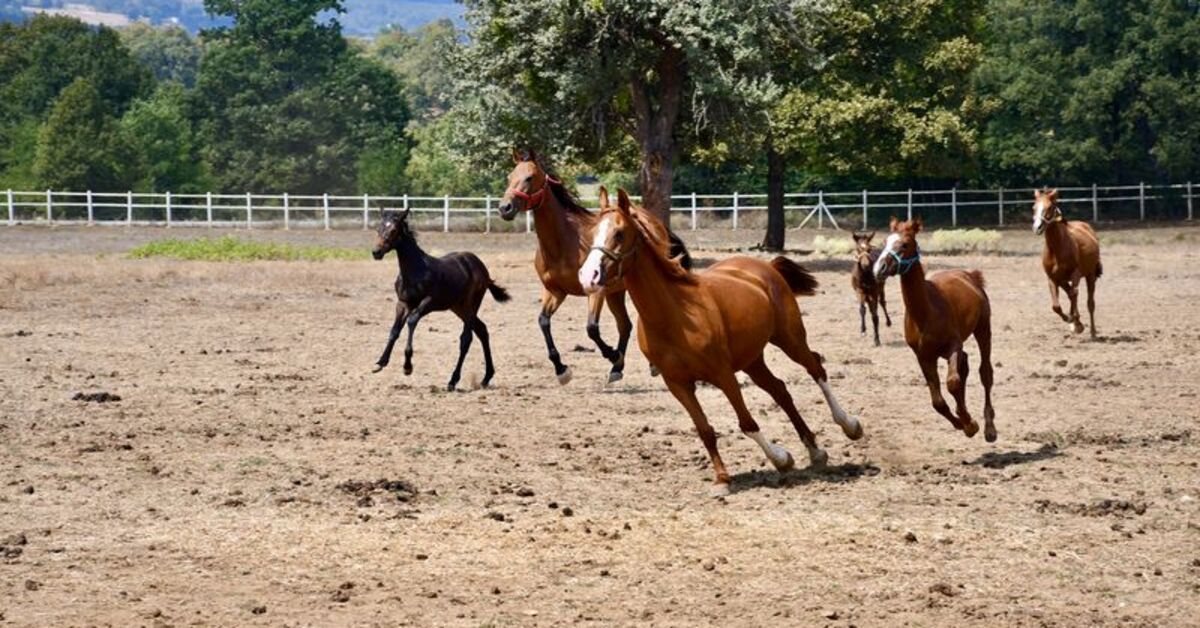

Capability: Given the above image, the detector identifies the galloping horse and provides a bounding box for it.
[498,150,689,384]
[850,231,892,346]
[579,187,863,496]
[874,217,997,442]
[371,209,510,391]
[1033,188,1102,338]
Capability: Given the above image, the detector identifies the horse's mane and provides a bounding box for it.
[629,207,698,285]
[546,175,594,217]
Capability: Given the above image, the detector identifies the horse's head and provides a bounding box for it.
[852,231,876,270]
[1032,188,1062,235]
[498,148,554,220]
[874,217,922,280]
[579,186,639,294]
[373,208,412,260]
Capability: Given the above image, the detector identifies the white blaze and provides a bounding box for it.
[1033,199,1046,232]
[874,233,900,276]
[578,217,610,293]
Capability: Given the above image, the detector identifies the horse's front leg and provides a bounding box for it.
[945,346,978,437]
[603,291,634,384]
[919,356,972,435]
[868,296,881,347]
[586,291,620,366]
[879,285,892,327]
[373,302,408,372]
[1067,275,1085,334]
[402,296,433,376]
[663,378,731,497]
[857,292,867,336]
[538,289,571,385]
[1048,278,1070,322]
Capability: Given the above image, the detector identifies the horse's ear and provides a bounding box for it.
[598,186,610,209]
[1048,188,1059,202]
[616,188,632,215]
[866,230,875,243]
[889,216,900,232]
[527,148,538,164]
[400,207,411,220]
[511,147,522,164]
[912,216,923,233]
[1034,188,1041,199]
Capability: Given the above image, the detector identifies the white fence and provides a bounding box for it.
[1,183,1195,232]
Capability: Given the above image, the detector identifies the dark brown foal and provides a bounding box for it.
[850,231,892,346]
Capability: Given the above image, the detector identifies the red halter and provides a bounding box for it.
[507,174,561,211]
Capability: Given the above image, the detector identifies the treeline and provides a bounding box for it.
[0,0,1197,205]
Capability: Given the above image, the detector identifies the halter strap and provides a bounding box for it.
[889,247,921,275]
[506,174,561,212]
[589,222,641,280]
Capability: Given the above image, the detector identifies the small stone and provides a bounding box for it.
[21,485,34,495]
[516,487,535,497]
[823,610,839,620]
[24,579,40,591]
[561,507,574,517]
[251,605,267,615]
[903,530,918,543]
[702,561,715,571]
[415,553,428,560]
[486,511,506,522]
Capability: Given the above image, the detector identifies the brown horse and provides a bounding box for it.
[1033,188,1102,338]
[498,150,689,384]
[850,231,892,346]
[579,187,863,496]
[874,217,997,442]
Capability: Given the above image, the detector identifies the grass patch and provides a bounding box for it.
[927,228,1002,252]
[128,236,366,261]
[811,234,856,256]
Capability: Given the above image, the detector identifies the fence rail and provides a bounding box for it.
[3,182,1195,232]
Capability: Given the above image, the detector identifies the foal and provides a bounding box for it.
[580,188,863,497]
[850,231,892,346]
[1033,188,1102,337]
[874,217,997,442]
[371,209,510,391]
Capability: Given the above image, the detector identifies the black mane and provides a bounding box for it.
[546,176,595,217]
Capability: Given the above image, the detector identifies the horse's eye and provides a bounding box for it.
[614,232,624,243]
[525,175,534,183]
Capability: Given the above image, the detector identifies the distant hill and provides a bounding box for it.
[1,1,464,35]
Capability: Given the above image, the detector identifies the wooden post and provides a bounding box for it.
[127,191,133,225]
[1092,183,1099,222]
[6,189,13,225]
[86,190,94,225]
[906,188,913,221]
[998,187,1004,226]
[443,195,450,232]
[485,195,492,233]
[283,192,290,230]
[165,191,172,227]
[362,194,369,230]
[691,192,697,231]
[1139,181,1145,220]
[732,191,739,230]
[951,187,958,227]
[246,192,253,229]
[862,189,868,230]
[206,192,213,227]
[46,189,52,224]
[323,193,330,230]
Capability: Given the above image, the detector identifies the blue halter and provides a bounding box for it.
[889,247,921,275]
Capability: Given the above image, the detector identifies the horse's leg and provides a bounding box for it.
[743,356,826,467]
[880,285,893,327]
[663,378,731,497]
[711,369,799,476]
[373,302,408,372]
[779,335,863,440]
[975,318,997,442]
[604,291,633,383]
[446,312,475,391]
[919,357,971,435]
[537,289,572,385]
[1067,275,1085,334]
[1048,278,1070,322]
[945,346,979,438]
[402,296,433,376]
[473,318,495,388]
[868,295,882,347]
[1085,273,1098,339]
[857,292,867,337]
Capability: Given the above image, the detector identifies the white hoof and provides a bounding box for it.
[808,448,829,468]
[841,417,864,440]
[709,483,731,498]
[771,449,795,472]
[556,367,573,386]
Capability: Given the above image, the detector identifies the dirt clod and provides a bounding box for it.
[72,391,121,403]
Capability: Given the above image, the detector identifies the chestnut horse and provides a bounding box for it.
[1033,188,1102,338]
[498,150,689,384]
[580,187,863,497]
[874,217,997,442]
[850,231,892,346]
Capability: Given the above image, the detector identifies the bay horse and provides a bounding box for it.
[850,231,892,346]
[498,150,690,385]
[371,208,510,391]
[579,187,863,497]
[1033,188,1102,338]
[874,217,997,442]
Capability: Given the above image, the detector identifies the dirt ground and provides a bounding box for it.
[1,223,1198,627]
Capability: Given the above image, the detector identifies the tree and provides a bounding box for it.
[120,23,203,87]
[33,77,141,191]
[369,19,458,120]
[121,83,212,192]
[452,1,808,222]
[403,113,495,196]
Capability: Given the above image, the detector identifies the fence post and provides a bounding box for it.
[1139,181,1145,220]
[165,191,172,227]
[443,195,450,232]
[690,192,697,231]
[818,190,825,229]
[998,187,1004,226]
[732,191,739,230]
[951,187,958,227]
[906,188,913,221]
[246,192,252,229]
[1189,182,1194,221]
[6,189,12,226]
[127,191,133,225]
[283,192,289,230]
[206,192,213,227]
[1092,183,1098,222]
[86,190,94,225]
[862,189,868,230]
[485,195,492,233]
[323,193,330,230]
[362,194,369,230]
[46,189,52,224]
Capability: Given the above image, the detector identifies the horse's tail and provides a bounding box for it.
[1096,261,1103,279]
[966,269,987,291]
[487,281,511,303]
[771,256,819,296]
[667,230,693,270]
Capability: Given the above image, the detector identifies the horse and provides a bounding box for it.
[579,187,863,497]
[874,217,997,442]
[498,149,690,385]
[1033,188,1102,338]
[850,231,892,346]
[371,208,510,391]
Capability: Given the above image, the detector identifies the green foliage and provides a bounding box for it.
[120,83,212,192]
[402,114,495,196]
[0,119,39,189]
[128,235,366,261]
[120,23,203,87]
[927,228,1002,252]
[33,78,142,191]
[369,19,457,119]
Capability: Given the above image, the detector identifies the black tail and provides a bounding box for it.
[1096,261,1103,279]
[667,230,693,270]
[771,256,819,296]
[488,281,511,303]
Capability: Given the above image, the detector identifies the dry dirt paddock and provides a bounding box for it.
[1,223,1199,627]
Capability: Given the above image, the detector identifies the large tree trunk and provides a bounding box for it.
[629,46,685,226]
[762,135,786,251]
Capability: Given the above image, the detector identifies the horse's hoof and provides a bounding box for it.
[371,364,385,373]
[403,365,413,376]
[1073,322,1085,334]
[446,384,456,392]
[606,370,623,385]
[807,448,828,468]
[961,420,980,438]
[873,339,881,347]
[649,365,661,377]
[708,483,731,498]
[984,425,997,443]
[841,419,864,441]
[556,367,573,386]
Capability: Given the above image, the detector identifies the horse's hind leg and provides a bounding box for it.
[712,369,797,476]
[663,378,732,497]
[538,289,572,385]
[403,297,433,376]
[373,302,408,372]
[1067,276,1085,334]
[473,318,495,388]
[778,331,863,440]
[857,292,867,337]
[975,320,997,442]
[446,313,475,391]
[1085,274,1098,339]
[946,346,979,438]
[603,291,634,384]
[880,286,892,327]
[868,296,881,347]
[743,356,825,467]
[919,357,971,435]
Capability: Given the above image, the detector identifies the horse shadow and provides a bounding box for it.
[729,461,881,493]
[967,443,1063,469]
